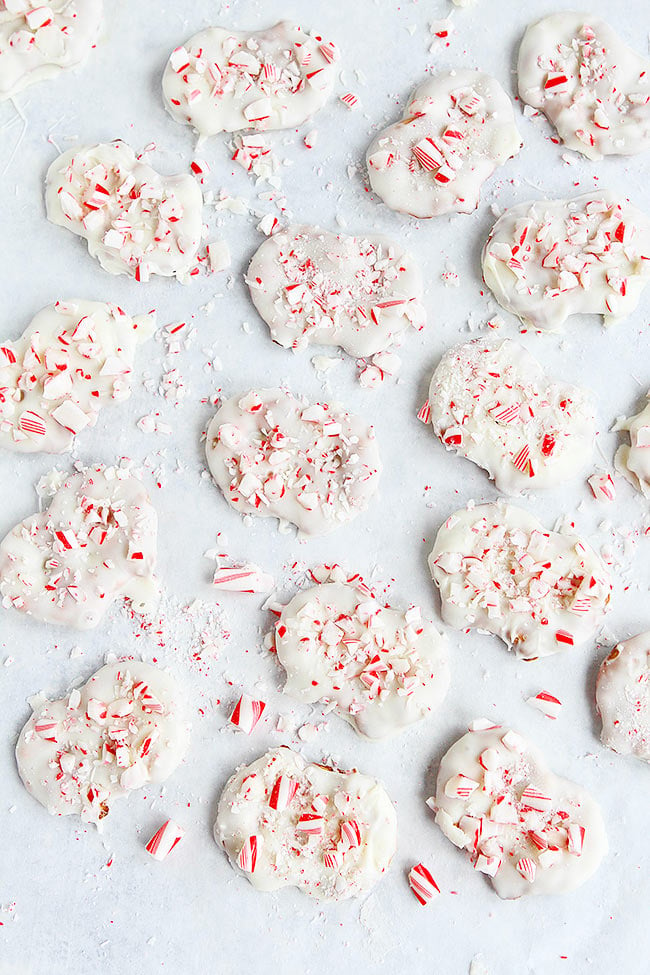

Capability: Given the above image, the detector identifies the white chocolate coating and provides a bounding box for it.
[16,661,190,827]
[0,300,153,453]
[432,726,607,898]
[0,465,159,629]
[429,501,611,660]
[45,141,203,281]
[614,394,650,497]
[518,13,650,160]
[482,193,650,330]
[273,572,449,739]
[162,21,339,138]
[246,226,425,359]
[0,0,102,101]
[205,388,381,537]
[428,338,596,493]
[596,633,650,762]
[366,70,521,218]
[215,747,397,900]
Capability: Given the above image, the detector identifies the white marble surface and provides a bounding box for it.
[1,1,649,973]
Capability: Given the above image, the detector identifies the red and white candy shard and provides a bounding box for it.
[273,570,449,739]
[45,140,203,281]
[145,819,185,860]
[246,226,425,359]
[205,388,381,537]
[427,338,595,494]
[482,193,650,331]
[366,70,521,219]
[408,862,440,905]
[16,661,190,828]
[429,501,611,660]
[162,21,339,138]
[596,633,650,763]
[518,13,650,160]
[0,300,154,453]
[432,726,607,898]
[212,562,274,593]
[0,465,159,629]
[614,394,650,498]
[215,746,397,900]
[0,0,102,100]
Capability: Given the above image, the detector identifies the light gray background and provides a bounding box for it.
[1,1,649,973]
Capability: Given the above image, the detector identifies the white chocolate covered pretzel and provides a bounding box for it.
[163,21,339,138]
[205,388,381,536]
[246,226,425,358]
[518,13,650,160]
[16,660,190,827]
[272,566,449,739]
[427,338,596,493]
[432,725,607,898]
[46,141,203,281]
[0,465,159,628]
[366,70,521,218]
[429,501,611,659]
[614,394,650,497]
[482,193,650,330]
[0,0,102,101]
[0,301,153,453]
[596,634,650,762]
[215,746,397,900]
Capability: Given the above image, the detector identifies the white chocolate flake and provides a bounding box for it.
[205,388,381,537]
[16,660,190,827]
[366,70,521,218]
[428,338,596,493]
[215,746,397,900]
[0,465,159,628]
[429,501,611,660]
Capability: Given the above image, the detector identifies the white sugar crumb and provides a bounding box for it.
[469,956,490,975]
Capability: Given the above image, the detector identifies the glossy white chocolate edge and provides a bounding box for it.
[16,660,190,828]
[162,21,339,138]
[431,725,607,898]
[482,192,650,330]
[428,500,611,660]
[246,225,425,359]
[0,300,154,453]
[272,572,450,739]
[45,140,203,281]
[614,394,650,497]
[596,633,650,762]
[0,0,102,101]
[205,387,381,537]
[366,69,521,219]
[518,12,650,160]
[428,337,596,494]
[215,746,397,900]
[0,464,159,629]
